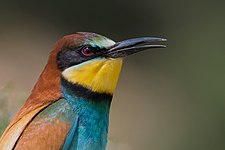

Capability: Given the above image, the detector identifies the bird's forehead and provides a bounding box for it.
[87,36,115,49]
[63,32,115,49]
[82,32,115,48]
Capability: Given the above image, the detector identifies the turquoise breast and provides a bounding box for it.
[61,77,112,150]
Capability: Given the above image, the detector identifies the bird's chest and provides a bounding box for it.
[73,113,109,150]
[71,101,109,150]
[61,84,111,150]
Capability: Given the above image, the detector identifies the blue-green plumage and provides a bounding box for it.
[62,116,78,150]
[37,98,76,125]
[33,79,111,150]
[61,78,112,150]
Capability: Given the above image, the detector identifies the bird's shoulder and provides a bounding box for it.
[14,98,77,149]
[0,98,77,150]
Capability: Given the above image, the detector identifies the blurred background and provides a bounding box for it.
[0,0,225,149]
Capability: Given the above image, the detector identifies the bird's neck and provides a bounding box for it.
[61,77,112,149]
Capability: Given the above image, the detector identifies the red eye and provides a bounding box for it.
[82,47,93,56]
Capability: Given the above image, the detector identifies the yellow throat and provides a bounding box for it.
[62,58,123,94]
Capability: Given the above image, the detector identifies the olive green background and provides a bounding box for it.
[0,0,225,150]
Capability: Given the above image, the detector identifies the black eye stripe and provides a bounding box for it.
[57,45,108,71]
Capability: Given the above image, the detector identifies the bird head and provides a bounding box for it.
[53,32,166,96]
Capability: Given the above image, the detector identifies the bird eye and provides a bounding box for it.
[81,47,93,56]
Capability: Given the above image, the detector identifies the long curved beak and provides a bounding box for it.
[107,37,167,58]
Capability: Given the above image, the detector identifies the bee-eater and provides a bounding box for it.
[0,32,166,150]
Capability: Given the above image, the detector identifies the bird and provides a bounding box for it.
[0,32,166,150]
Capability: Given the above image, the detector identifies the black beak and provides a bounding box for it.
[107,37,167,58]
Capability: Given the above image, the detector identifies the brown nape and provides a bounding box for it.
[2,33,87,134]
[3,37,65,132]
